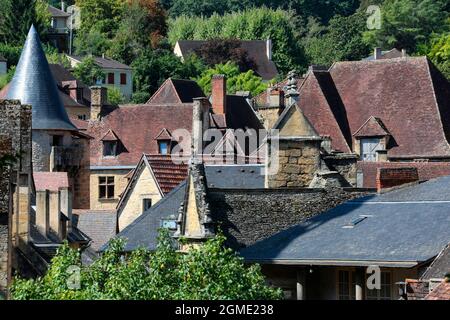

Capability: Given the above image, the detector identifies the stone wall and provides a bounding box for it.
[266,137,322,188]
[89,169,132,210]
[72,138,91,209]
[323,154,358,187]
[257,106,281,130]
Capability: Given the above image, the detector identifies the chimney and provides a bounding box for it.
[61,1,66,12]
[191,97,210,159]
[269,88,284,108]
[266,38,272,61]
[62,80,83,102]
[60,187,72,233]
[402,49,407,58]
[36,190,49,236]
[211,75,226,115]
[374,47,382,60]
[90,86,107,120]
[265,136,323,188]
[376,167,419,193]
[49,190,62,239]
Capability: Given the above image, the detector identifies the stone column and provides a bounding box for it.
[296,268,306,300]
[49,190,61,239]
[354,269,364,300]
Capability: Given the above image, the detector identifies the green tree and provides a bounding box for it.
[11,231,282,300]
[0,0,50,45]
[363,0,448,53]
[72,56,105,86]
[196,62,267,96]
[428,32,450,79]
[303,11,370,66]
[107,86,125,105]
[132,49,205,102]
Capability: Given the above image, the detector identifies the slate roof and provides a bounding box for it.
[421,244,450,280]
[108,164,266,252]
[68,55,132,70]
[48,5,71,18]
[176,40,278,80]
[33,172,69,191]
[147,78,206,104]
[241,175,450,267]
[5,26,77,131]
[87,104,193,167]
[72,210,117,251]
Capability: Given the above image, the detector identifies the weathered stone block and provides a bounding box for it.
[283,164,300,174]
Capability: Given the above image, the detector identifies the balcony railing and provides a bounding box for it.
[50,146,82,170]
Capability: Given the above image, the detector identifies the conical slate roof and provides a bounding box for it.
[6,26,76,131]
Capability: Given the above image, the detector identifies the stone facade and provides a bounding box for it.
[257,106,281,130]
[266,137,322,188]
[323,153,358,187]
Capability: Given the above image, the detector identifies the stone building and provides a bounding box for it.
[254,56,450,188]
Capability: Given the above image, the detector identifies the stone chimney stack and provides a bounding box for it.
[36,190,50,236]
[191,97,211,159]
[60,187,72,232]
[211,75,226,115]
[374,47,382,60]
[266,38,273,61]
[402,48,407,58]
[61,1,66,12]
[49,190,62,239]
[90,86,107,120]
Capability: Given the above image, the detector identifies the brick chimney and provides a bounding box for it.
[376,167,419,193]
[374,47,382,60]
[90,86,107,120]
[211,75,226,115]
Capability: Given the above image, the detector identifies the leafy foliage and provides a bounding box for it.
[107,86,125,105]
[168,7,307,75]
[196,62,267,96]
[11,231,282,300]
[428,32,450,79]
[363,0,448,52]
[72,56,105,86]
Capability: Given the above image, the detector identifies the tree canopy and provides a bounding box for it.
[11,231,282,300]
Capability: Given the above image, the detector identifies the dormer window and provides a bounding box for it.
[101,129,120,157]
[154,128,173,156]
[353,117,391,162]
[103,141,117,157]
[158,140,170,155]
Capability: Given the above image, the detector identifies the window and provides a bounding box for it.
[103,141,117,157]
[108,72,115,84]
[143,198,152,212]
[120,73,127,85]
[360,138,382,161]
[99,176,114,199]
[158,140,170,155]
[338,270,356,300]
[78,114,87,120]
[366,272,392,300]
[160,219,177,230]
[51,135,63,147]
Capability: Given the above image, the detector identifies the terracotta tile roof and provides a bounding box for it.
[48,5,70,18]
[33,172,69,191]
[100,129,119,141]
[328,57,450,158]
[353,116,390,137]
[68,55,132,70]
[147,78,206,104]
[154,128,172,140]
[425,280,450,300]
[357,161,450,188]
[298,71,352,153]
[70,117,88,130]
[88,104,193,167]
[145,154,188,195]
[406,279,430,300]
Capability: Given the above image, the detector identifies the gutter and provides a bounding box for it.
[243,259,420,268]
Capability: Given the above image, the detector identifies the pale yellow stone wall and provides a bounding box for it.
[118,166,163,231]
[184,177,202,238]
[90,169,131,210]
[278,106,318,137]
[66,106,90,121]
[258,108,281,130]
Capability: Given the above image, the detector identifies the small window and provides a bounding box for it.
[158,140,170,155]
[99,176,114,199]
[160,219,177,230]
[367,272,392,300]
[51,135,63,147]
[338,270,356,300]
[120,73,127,85]
[143,198,152,212]
[103,141,118,157]
[78,114,87,120]
[108,73,115,84]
